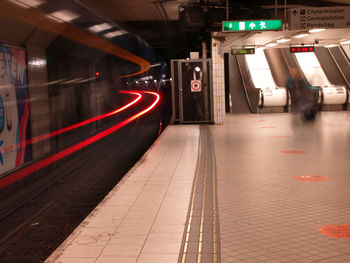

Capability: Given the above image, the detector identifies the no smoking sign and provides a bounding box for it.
[191,80,201,92]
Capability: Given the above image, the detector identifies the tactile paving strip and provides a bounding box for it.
[178,126,220,263]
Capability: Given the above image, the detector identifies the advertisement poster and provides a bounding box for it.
[0,46,32,175]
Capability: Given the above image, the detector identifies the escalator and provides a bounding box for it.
[228,53,259,113]
[245,48,288,112]
[295,48,347,110]
[327,46,350,106]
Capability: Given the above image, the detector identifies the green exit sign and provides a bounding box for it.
[222,19,282,32]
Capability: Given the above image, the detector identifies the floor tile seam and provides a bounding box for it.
[135,126,200,262]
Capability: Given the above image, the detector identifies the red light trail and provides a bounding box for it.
[0,91,160,189]
[4,91,142,153]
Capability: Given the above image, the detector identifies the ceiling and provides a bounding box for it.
[73,0,350,59]
[11,0,350,60]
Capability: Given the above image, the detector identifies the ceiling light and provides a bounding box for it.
[49,10,80,22]
[293,32,309,39]
[276,38,291,43]
[309,28,325,33]
[325,44,338,48]
[88,23,112,33]
[104,30,127,38]
[340,40,350,45]
[266,42,278,47]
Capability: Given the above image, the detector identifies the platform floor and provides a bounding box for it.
[46,112,350,263]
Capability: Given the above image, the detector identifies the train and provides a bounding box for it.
[0,0,171,209]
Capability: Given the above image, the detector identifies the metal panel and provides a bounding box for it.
[171,58,213,124]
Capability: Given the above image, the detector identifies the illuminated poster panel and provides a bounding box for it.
[0,46,32,175]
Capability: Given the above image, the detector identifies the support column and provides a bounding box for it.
[211,37,225,124]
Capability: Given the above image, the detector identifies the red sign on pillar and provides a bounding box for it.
[191,80,202,92]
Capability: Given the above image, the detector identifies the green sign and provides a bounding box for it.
[231,48,255,55]
[222,20,282,32]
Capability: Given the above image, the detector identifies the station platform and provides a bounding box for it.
[46,112,350,263]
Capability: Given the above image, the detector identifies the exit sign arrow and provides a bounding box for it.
[249,22,256,29]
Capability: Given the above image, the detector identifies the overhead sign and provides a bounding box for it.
[289,6,350,30]
[231,48,255,55]
[191,80,201,92]
[290,46,314,53]
[222,19,282,32]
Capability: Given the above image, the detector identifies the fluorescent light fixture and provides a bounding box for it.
[293,32,309,39]
[266,42,278,47]
[18,0,45,7]
[104,30,127,38]
[49,10,80,22]
[325,44,338,48]
[276,38,291,43]
[340,40,350,45]
[309,28,325,33]
[88,23,112,33]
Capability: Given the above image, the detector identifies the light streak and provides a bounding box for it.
[4,92,142,154]
[1,1,151,77]
[0,91,160,189]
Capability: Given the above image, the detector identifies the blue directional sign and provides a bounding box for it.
[222,20,282,32]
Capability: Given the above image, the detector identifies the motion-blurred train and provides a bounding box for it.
[0,1,171,204]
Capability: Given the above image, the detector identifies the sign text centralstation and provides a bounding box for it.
[222,20,282,32]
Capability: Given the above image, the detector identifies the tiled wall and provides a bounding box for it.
[27,46,51,160]
[211,38,225,124]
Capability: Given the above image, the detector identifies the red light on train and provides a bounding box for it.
[290,46,314,53]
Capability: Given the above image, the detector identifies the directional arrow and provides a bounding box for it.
[249,22,256,29]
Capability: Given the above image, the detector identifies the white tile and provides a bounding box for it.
[137,253,179,263]
[58,244,105,258]
[96,256,137,263]
[141,241,182,254]
[100,243,143,257]
[150,224,185,233]
[48,258,96,263]
[145,232,184,243]
[108,236,146,245]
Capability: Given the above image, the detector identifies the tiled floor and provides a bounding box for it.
[46,112,350,263]
[211,112,350,263]
[45,125,200,263]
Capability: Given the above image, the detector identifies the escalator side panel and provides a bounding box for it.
[314,47,347,86]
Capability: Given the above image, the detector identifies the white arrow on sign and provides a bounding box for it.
[249,22,256,29]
